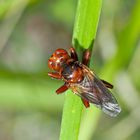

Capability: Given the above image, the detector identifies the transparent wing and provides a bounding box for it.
[71,64,121,117]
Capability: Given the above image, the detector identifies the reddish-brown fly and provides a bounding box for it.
[48,47,121,117]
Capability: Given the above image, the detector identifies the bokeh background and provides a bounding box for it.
[0,0,139,140]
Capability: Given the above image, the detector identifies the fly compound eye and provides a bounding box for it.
[55,49,67,55]
[48,58,53,69]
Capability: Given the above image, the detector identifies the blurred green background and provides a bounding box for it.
[0,0,140,140]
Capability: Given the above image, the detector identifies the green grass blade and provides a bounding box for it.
[73,0,102,49]
[59,0,102,140]
[79,1,140,140]
[102,0,140,79]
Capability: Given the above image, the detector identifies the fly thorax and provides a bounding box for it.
[61,62,84,83]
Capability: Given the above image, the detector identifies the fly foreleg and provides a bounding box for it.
[48,72,62,79]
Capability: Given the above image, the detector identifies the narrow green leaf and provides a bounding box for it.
[79,1,140,140]
[59,0,102,140]
[73,0,102,49]
[101,0,140,79]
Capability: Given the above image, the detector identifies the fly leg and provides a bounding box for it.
[48,72,69,94]
[101,79,113,89]
[56,83,69,94]
[48,72,62,79]
[69,47,78,61]
[82,49,91,66]
[82,50,114,89]
[81,98,90,108]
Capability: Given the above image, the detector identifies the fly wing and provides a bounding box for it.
[83,75,121,117]
[71,64,121,117]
